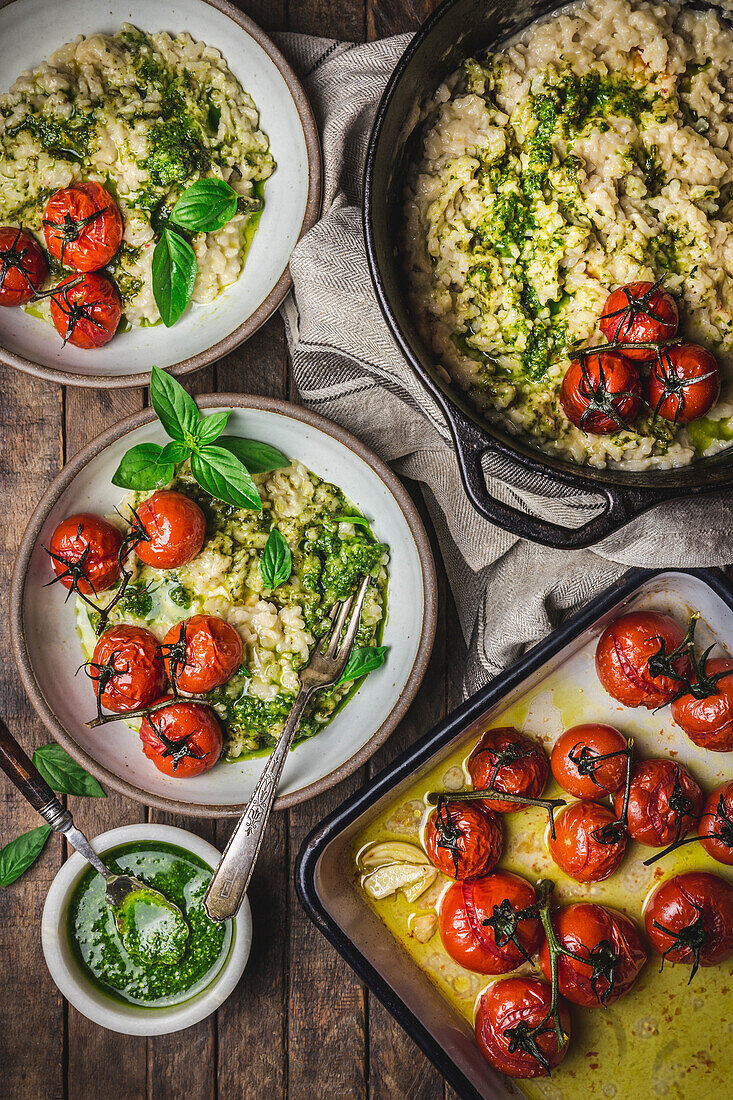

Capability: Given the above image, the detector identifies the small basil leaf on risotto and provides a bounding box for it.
[337,645,388,685]
[0,825,52,887]
[334,513,372,530]
[151,229,197,328]
[260,529,292,590]
[196,410,231,447]
[216,437,289,474]
[169,179,238,234]
[32,744,106,798]
[111,442,176,491]
[150,365,200,441]
[190,446,262,510]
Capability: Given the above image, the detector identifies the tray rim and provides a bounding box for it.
[294,566,733,1100]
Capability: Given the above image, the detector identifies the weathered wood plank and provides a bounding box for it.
[366,0,436,39]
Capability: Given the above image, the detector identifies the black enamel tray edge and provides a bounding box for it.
[294,566,733,1100]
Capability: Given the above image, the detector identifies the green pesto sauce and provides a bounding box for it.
[67,841,230,1007]
[5,107,97,162]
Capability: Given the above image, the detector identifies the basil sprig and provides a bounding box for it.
[260,528,292,590]
[112,366,288,510]
[0,825,52,887]
[32,744,106,798]
[337,645,388,685]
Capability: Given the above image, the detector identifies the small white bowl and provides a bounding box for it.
[41,823,252,1035]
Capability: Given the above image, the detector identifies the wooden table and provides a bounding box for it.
[0,1,468,1096]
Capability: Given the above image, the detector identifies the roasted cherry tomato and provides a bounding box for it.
[48,512,122,595]
[161,614,243,694]
[647,344,720,424]
[139,696,223,778]
[550,723,628,799]
[133,491,206,569]
[90,625,166,713]
[615,758,702,848]
[466,727,549,813]
[438,871,543,975]
[49,272,121,348]
[644,871,733,980]
[599,281,678,360]
[0,226,48,305]
[424,799,502,880]
[43,181,123,271]
[671,657,733,752]
[547,800,627,883]
[595,610,691,709]
[698,782,733,866]
[560,351,641,434]
[538,902,646,1007]
[474,977,571,1078]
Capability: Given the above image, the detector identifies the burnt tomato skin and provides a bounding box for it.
[49,272,121,348]
[550,723,628,799]
[647,344,720,424]
[671,658,733,752]
[644,871,733,976]
[614,758,703,848]
[560,351,641,434]
[0,226,48,305]
[474,977,571,1078]
[698,782,733,866]
[538,902,647,1007]
[139,696,223,778]
[161,614,243,694]
[424,800,502,881]
[466,727,549,812]
[49,512,122,594]
[91,624,166,713]
[595,610,691,709]
[438,871,543,975]
[599,281,679,360]
[547,800,627,883]
[134,490,206,570]
[43,181,123,271]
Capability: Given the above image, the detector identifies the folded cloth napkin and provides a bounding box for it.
[274,32,733,695]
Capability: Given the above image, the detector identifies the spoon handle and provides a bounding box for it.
[0,716,72,831]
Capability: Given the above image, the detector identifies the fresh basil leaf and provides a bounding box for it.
[337,645,388,685]
[159,439,192,465]
[196,411,230,447]
[151,229,197,328]
[334,513,372,530]
[216,437,289,474]
[150,365,200,441]
[260,529,292,590]
[190,446,262,509]
[0,825,52,887]
[32,744,106,798]
[111,442,175,491]
[169,179,238,233]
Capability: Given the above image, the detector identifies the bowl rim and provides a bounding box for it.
[41,822,252,1035]
[0,0,323,389]
[11,393,439,816]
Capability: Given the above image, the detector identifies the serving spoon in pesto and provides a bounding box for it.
[0,716,189,967]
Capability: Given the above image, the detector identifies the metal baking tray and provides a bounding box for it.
[295,568,733,1100]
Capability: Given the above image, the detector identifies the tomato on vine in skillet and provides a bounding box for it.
[547,800,627,883]
[595,610,692,709]
[43,181,123,271]
[538,902,647,1007]
[90,624,166,713]
[614,758,702,848]
[161,615,243,694]
[599,280,679,360]
[644,871,733,981]
[47,512,122,595]
[474,977,571,1078]
[139,697,223,777]
[550,723,628,799]
[698,782,733,866]
[671,654,733,752]
[49,272,121,348]
[438,870,543,974]
[647,344,720,424]
[560,350,641,434]
[466,727,549,812]
[133,490,206,569]
[0,226,48,305]
[424,798,502,880]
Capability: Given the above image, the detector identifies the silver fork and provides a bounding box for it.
[203,575,371,922]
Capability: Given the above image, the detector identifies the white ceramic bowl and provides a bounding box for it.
[12,396,438,816]
[0,0,321,387]
[42,823,251,1035]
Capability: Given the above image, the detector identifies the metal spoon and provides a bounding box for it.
[0,716,188,966]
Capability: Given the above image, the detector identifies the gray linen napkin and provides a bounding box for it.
[274,33,733,695]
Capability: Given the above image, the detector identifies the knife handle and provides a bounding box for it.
[0,716,71,830]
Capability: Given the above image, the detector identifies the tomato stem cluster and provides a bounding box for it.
[0,225,44,295]
[644,791,733,866]
[426,788,567,838]
[432,796,464,878]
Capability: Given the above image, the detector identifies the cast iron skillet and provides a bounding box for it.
[364,0,733,549]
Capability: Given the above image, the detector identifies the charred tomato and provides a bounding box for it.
[424,799,502,881]
[0,226,48,306]
[615,758,702,848]
[671,656,733,752]
[560,351,641,434]
[466,727,549,812]
[547,800,627,883]
[550,723,628,799]
[139,697,223,778]
[90,624,166,713]
[595,610,691,709]
[43,181,123,271]
[161,614,243,694]
[49,272,121,348]
[599,281,678,360]
[474,977,571,1078]
[438,871,543,975]
[647,344,720,424]
[48,512,122,595]
[133,491,206,569]
[644,871,733,981]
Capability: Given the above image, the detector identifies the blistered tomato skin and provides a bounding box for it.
[438,871,543,975]
[560,351,641,434]
[548,800,627,883]
[474,977,571,1078]
[49,272,121,348]
[424,801,502,881]
[0,226,48,306]
[49,512,122,594]
[139,697,223,778]
[91,625,166,713]
[595,611,691,709]
[644,871,733,975]
[538,903,647,1007]
[43,181,123,271]
[162,615,243,694]
[647,344,720,424]
[698,782,733,866]
[134,491,206,569]
[599,281,679,360]
[550,723,628,799]
[614,758,703,848]
[466,727,549,812]
[671,658,733,752]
